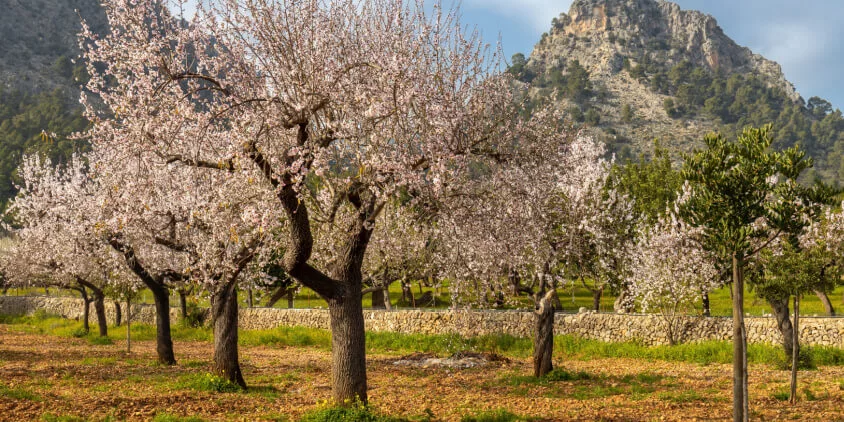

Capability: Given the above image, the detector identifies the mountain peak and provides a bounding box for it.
[532,0,799,102]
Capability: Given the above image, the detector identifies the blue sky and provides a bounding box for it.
[461,0,844,108]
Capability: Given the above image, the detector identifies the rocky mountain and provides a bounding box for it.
[512,0,844,183]
[0,0,106,95]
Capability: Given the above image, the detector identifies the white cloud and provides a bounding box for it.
[463,0,571,31]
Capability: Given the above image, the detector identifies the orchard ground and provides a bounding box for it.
[1,314,843,421]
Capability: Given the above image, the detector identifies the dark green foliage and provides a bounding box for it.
[460,410,528,422]
[620,103,634,123]
[584,108,600,126]
[680,126,825,258]
[0,86,89,210]
[568,106,584,123]
[663,98,678,118]
[609,141,681,226]
[177,373,243,393]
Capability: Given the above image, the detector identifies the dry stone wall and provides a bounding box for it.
[2,296,843,348]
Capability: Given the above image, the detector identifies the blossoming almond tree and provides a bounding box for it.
[80,0,527,403]
[438,129,631,377]
[626,213,720,345]
[3,155,122,337]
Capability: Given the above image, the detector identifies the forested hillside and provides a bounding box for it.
[0,0,104,209]
[511,0,844,185]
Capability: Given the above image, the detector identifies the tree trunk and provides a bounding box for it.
[382,286,392,311]
[533,290,555,377]
[790,295,799,404]
[150,286,176,365]
[79,287,91,334]
[179,289,188,321]
[211,287,246,388]
[92,288,108,337]
[592,286,603,312]
[126,296,132,354]
[814,290,834,316]
[768,297,794,357]
[613,285,633,313]
[732,255,748,422]
[126,295,132,354]
[401,279,414,307]
[287,289,294,309]
[370,288,385,309]
[247,289,254,308]
[114,300,122,327]
[702,292,711,317]
[328,289,367,404]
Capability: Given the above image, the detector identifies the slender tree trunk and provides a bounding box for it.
[327,287,367,404]
[732,255,748,422]
[114,300,122,327]
[533,290,555,377]
[92,288,108,337]
[211,287,246,388]
[266,286,294,308]
[126,296,131,354]
[768,297,794,357]
[814,290,834,316]
[613,285,634,314]
[79,287,91,334]
[179,290,188,321]
[592,286,603,312]
[702,292,711,317]
[383,286,392,311]
[247,289,254,308]
[790,295,800,404]
[370,288,385,309]
[150,286,176,365]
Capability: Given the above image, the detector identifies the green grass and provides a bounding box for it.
[174,373,243,393]
[3,311,844,369]
[460,409,533,422]
[0,383,41,401]
[40,415,86,422]
[299,405,409,422]
[657,390,704,403]
[152,413,206,422]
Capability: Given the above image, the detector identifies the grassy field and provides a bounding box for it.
[0,313,842,421]
[8,282,843,317]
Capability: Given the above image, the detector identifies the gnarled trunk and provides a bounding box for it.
[92,288,108,337]
[533,290,555,377]
[768,297,794,357]
[592,286,603,312]
[328,289,367,404]
[613,285,634,314]
[731,255,748,422]
[815,290,834,316]
[370,287,385,309]
[211,287,245,388]
[150,286,176,365]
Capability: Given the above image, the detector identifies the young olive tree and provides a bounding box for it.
[679,125,829,422]
[81,0,527,403]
